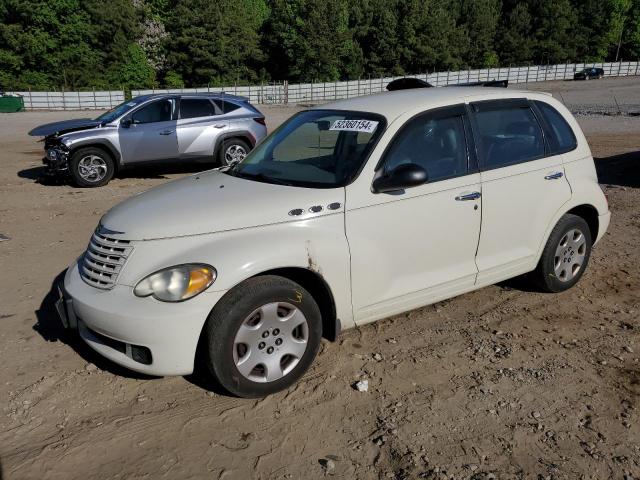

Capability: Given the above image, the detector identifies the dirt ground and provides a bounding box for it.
[1,81,639,480]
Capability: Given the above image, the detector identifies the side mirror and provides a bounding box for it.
[372,163,428,193]
[120,118,132,128]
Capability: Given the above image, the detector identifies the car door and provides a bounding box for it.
[118,98,178,164]
[346,105,482,324]
[176,97,227,160]
[469,99,572,285]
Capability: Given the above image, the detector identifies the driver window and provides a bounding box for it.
[131,99,174,124]
[383,113,468,182]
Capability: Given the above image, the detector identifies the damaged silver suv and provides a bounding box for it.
[28,93,267,187]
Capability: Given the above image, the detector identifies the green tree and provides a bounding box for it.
[164,0,265,86]
[496,2,535,65]
[263,0,359,82]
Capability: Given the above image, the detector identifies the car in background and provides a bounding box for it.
[57,87,610,397]
[574,67,605,80]
[28,93,267,187]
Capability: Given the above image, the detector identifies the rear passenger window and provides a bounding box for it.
[473,104,545,170]
[180,98,216,119]
[383,111,468,182]
[214,99,241,114]
[535,101,577,154]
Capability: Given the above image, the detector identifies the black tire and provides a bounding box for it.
[69,147,115,187]
[204,275,322,398]
[216,137,251,167]
[531,214,592,293]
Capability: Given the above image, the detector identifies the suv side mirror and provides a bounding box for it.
[120,118,132,128]
[372,163,428,193]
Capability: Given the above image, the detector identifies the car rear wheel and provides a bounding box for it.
[203,275,322,398]
[531,214,592,293]
[217,138,251,167]
[70,147,115,187]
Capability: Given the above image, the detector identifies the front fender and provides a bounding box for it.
[116,214,355,329]
[63,130,121,163]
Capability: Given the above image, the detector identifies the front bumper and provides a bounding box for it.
[62,261,226,376]
[42,146,70,175]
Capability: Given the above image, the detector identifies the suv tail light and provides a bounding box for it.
[253,117,266,126]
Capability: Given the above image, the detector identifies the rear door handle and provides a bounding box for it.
[214,124,226,129]
[544,171,563,180]
[455,191,481,201]
[159,130,174,135]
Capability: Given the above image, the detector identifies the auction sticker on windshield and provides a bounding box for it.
[330,119,379,133]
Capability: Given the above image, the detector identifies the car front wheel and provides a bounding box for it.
[70,147,115,187]
[203,275,322,398]
[531,214,592,293]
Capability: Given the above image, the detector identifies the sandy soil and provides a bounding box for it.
[1,84,639,480]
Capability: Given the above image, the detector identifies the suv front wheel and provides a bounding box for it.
[70,147,115,187]
[531,214,593,292]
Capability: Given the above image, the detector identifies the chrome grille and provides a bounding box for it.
[79,231,133,290]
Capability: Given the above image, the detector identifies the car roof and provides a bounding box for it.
[133,92,249,103]
[317,87,551,122]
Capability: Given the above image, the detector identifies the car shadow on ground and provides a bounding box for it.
[595,150,640,188]
[33,270,156,380]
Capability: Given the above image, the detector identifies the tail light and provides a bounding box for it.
[253,117,266,126]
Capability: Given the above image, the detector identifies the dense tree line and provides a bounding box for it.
[1,0,639,90]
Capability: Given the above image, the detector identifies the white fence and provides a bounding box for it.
[5,90,125,110]
[5,60,639,111]
[133,61,640,105]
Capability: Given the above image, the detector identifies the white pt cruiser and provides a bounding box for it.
[59,88,610,397]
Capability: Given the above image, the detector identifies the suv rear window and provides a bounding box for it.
[180,98,216,119]
[473,103,545,170]
[534,101,577,154]
[214,99,241,114]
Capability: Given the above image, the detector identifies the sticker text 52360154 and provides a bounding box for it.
[330,119,379,134]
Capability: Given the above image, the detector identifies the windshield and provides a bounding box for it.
[227,109,386,188]
[95,97,147,123]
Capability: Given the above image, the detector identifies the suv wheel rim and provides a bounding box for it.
[78,155,107,182]
[233,302,309,383]
[554,228,587,282]
[224,144,247,166]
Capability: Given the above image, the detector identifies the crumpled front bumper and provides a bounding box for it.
[42,145,70,175]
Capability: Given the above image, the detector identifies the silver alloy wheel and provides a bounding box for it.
[224,144,247,166]
[554,228,587,282]
[78,155,108,182]
[233,302,309,383]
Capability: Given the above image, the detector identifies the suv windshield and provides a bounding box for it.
[227,109,386,188]
[95,97,148,124]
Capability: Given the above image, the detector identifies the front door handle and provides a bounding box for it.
[159,130,174,135]
[455,191,481,201]
[544,171,564,180]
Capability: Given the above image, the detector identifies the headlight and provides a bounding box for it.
[134,264,216,302]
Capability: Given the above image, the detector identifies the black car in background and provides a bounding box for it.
[574,67,605,80]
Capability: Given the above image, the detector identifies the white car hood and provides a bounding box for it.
[100,170,344,240]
